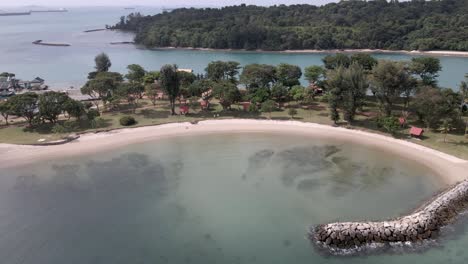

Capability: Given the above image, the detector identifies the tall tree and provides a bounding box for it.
[95,53,112,73]
[125,64,146,84]
[409,57,441,86]
[275,63,302,88]
[323,54,351,70]
[370,60,413,116]
[205,61,241,82]
[0,100,13,126]
[160,64,180,115]
[38,91,70,123]
[240,64,276,91]
[212,81,241,110]
[327,63,368,123]
[304,65,326,85]
[8,93,39,126]
[350,54,378,71]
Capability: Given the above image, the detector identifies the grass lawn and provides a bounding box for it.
[0,98,467,159]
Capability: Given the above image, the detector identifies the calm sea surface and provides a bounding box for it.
[0,7,467,90]
[2,133,468,264]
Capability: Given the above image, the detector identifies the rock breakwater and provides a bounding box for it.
[310,180,468,253]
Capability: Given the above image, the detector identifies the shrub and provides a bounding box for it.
[63,120,79,131]
[51,124,67,134]
[288,108,298,119]
[119,116,136,126]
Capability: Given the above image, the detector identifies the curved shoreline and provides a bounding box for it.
[0,119,466,183]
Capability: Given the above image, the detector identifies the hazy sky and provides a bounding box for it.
[1,0,337,7]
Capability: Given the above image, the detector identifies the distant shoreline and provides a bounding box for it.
[150,46,468,57]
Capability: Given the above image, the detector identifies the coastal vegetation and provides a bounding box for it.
[110,0,468,51]
[0,53,467,159]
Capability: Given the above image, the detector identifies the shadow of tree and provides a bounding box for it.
[137,109,170,119]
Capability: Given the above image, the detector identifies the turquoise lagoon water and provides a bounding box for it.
[0,7,467,90]
[2,133,468,264]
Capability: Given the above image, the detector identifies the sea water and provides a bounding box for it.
[1,133,467,264]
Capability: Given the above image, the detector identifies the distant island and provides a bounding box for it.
[109,0,468,52]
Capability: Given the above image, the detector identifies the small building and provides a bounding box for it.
[241,102,251,111]
[177,69,193,73]
[409,126,424,138]
[179,105,189,115]
[200,100,209,110]
[399,117,406,127]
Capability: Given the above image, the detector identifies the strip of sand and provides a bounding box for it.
[151,47,468,57]
[0,120,466,184]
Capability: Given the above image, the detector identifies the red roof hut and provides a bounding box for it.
[179,105,189,115]
[200,100,209,110]
[241,102,251,111]
[409,127,424,138]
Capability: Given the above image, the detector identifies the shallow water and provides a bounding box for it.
[1,133,466,263]
[0,6,467,90]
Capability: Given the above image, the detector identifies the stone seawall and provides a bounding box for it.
[310,180,468,252]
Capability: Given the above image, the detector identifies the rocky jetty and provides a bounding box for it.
[310,180,468,253]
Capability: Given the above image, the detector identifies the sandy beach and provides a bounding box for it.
[0,119,466,184]
[151,47,468,58]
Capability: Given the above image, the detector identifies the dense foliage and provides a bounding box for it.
[111,0,468,51]
[119,116,137,126]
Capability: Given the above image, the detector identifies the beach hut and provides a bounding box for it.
[241,102,251,111]
[179,105,189,115]
[409,126,424,138]
[399,117,406,127]
[200,100,209,110]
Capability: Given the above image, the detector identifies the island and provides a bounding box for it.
[109,0,468,52]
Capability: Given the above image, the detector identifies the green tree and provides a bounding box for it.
[145,83,160,106]
[270,83,289,104]
[412,87,458,129]
[276,63,302,88]
[304,65,326,85]
[212,81,241,110]
[0,100,13,126]
[350,54,378,71]
[160,64,180,115]
[63,98,85,121]
[8,92,38,126]
[205,61,240,82]
[143,71,160,84]
[115,82,145,112]
[261,99,276,119]
[290,85,306,103]
[240,64,276,91]
[323,54,351,70]
[125,64,146,84]
[38,91,70,123]
[410,57,441,86]
[370,60,413,116]
[288,108,298,119]
[327,63,368,123]
[81,76,118,112]
[95,53,112,72]
[379,116,400,136]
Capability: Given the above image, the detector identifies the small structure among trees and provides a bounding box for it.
[409,126,424,138]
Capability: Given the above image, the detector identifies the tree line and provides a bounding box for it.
[110,0,468,51]
[1,52,467,138]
